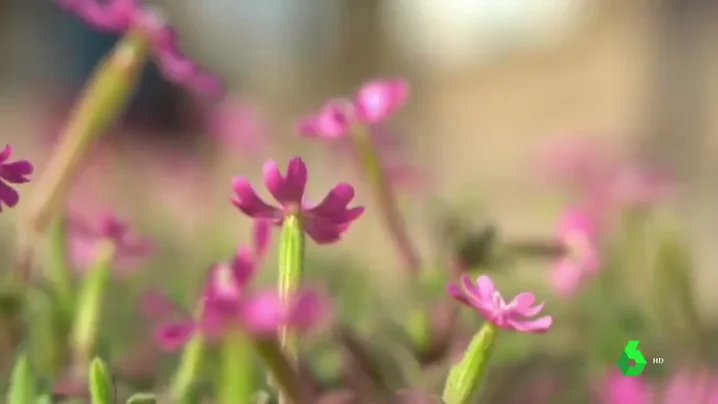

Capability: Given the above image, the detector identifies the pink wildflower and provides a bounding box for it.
[55,0,223,98]
[67,211,153,272]
[0,145,33,212]
[607,164,673,211]
[551,207,602,298]
[150,246,325,350]
[447,274,552,333]
[231,156,364,244]
[600,369,718,404]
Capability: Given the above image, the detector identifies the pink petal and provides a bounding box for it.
[475,275,497,302]
[238,290,286,338]
[0,160,33,183]
[305,183,356,221]
[303,217,347,245]
[154,321,196,351]
[551,259,584,298]
[231,176,281,219]
[599,372,651,404]
[447,283,473,307]
[252,220,272,258]
[506,315,553,333]
[354,79,409,123]
[0,145,11,162]
[286,290,326,332]
[0,181,20,208]
[460,275,485,308]
[283,157,309,204]
[230,246,257,288]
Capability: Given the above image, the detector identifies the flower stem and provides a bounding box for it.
[351,126,421,275]
[69,240,116,371]
[217,329,254,404]
[442,322,498,404]
[19,30,149,280]
[166,333,205,402]
[277,214,305,363]
[255,340,312,404]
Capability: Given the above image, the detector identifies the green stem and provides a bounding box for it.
[166,334,205,402]
[47,216,75,318]
[255,340,312,404]
[217,329,254,404]
[69,240,116,369]
[18,30,149,283]
[351,126,421,275]
[278,214,305,363]
[442,323,498,404]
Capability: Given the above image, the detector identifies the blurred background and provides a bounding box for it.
[2,0,718,401]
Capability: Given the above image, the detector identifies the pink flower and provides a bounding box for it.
[149,246,325,350]
[298,78,409,139]
[231,156,364,244]
[600,370,718,404]
[0,145,33,212]
[55,0,223,98]
[67,211,153,272]
[447,274,553,333]
[551,207,602,298]
[607,164,673,211]
[208,98,266,154]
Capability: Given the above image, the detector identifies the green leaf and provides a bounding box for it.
[35,395,53,404]
[125,393,157,404]
[6,353,37,404]
[88,357,115,404]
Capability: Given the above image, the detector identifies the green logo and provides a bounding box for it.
[617,340,647,376]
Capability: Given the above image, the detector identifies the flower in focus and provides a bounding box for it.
[447,274,552,333]
[0,145,33,212]
[208,98,266,155]
[55,0,222,98]
[600,369,718,404]
[149,246,325,351]
[551,207,602,298]
[67,211,153,272]
[231,156,364,244]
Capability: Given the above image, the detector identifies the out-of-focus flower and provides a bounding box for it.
[55,0,222,98]
[447,274,552,333]
[551,207,602,298]
[150,246,326,350]
[231,156,364,244]
[67,211,153,272]
[298,79,409,139]
[0,145,33,212]
[600,369,718,404]
[537,136,673,215]
[208,98,266,154]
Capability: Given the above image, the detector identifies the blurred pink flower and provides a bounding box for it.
[0,145,33,212]
[447,274,553,333]
[600,369,718,404]
[67,211,153,272]
[149,245,325,350]
[208,98,266,154]
[55,0,223,98]
[298,79,408,139]
[537,136,672,214]
[231,156,364,244]
[551,207,602,298]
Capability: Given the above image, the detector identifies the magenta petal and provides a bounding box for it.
[600,371,651,404]
[230,246,257,288]
[0,181,20,208]
[286,290,325,331]
[447,283,473,307]
[354,79,409,123]
[238,290,286,338]
[306,183,356,220]
[231,176,281,219]
[507,316,553,333]
[0,145,11,162]
[155,321,196,351]
[283,157,309,203]
[252,220,272,258]
[460,275,483,304]
[506,292,536,313]
[0,160,33,183]
[303,217,346,244]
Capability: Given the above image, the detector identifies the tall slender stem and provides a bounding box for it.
[351,126,421,275]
